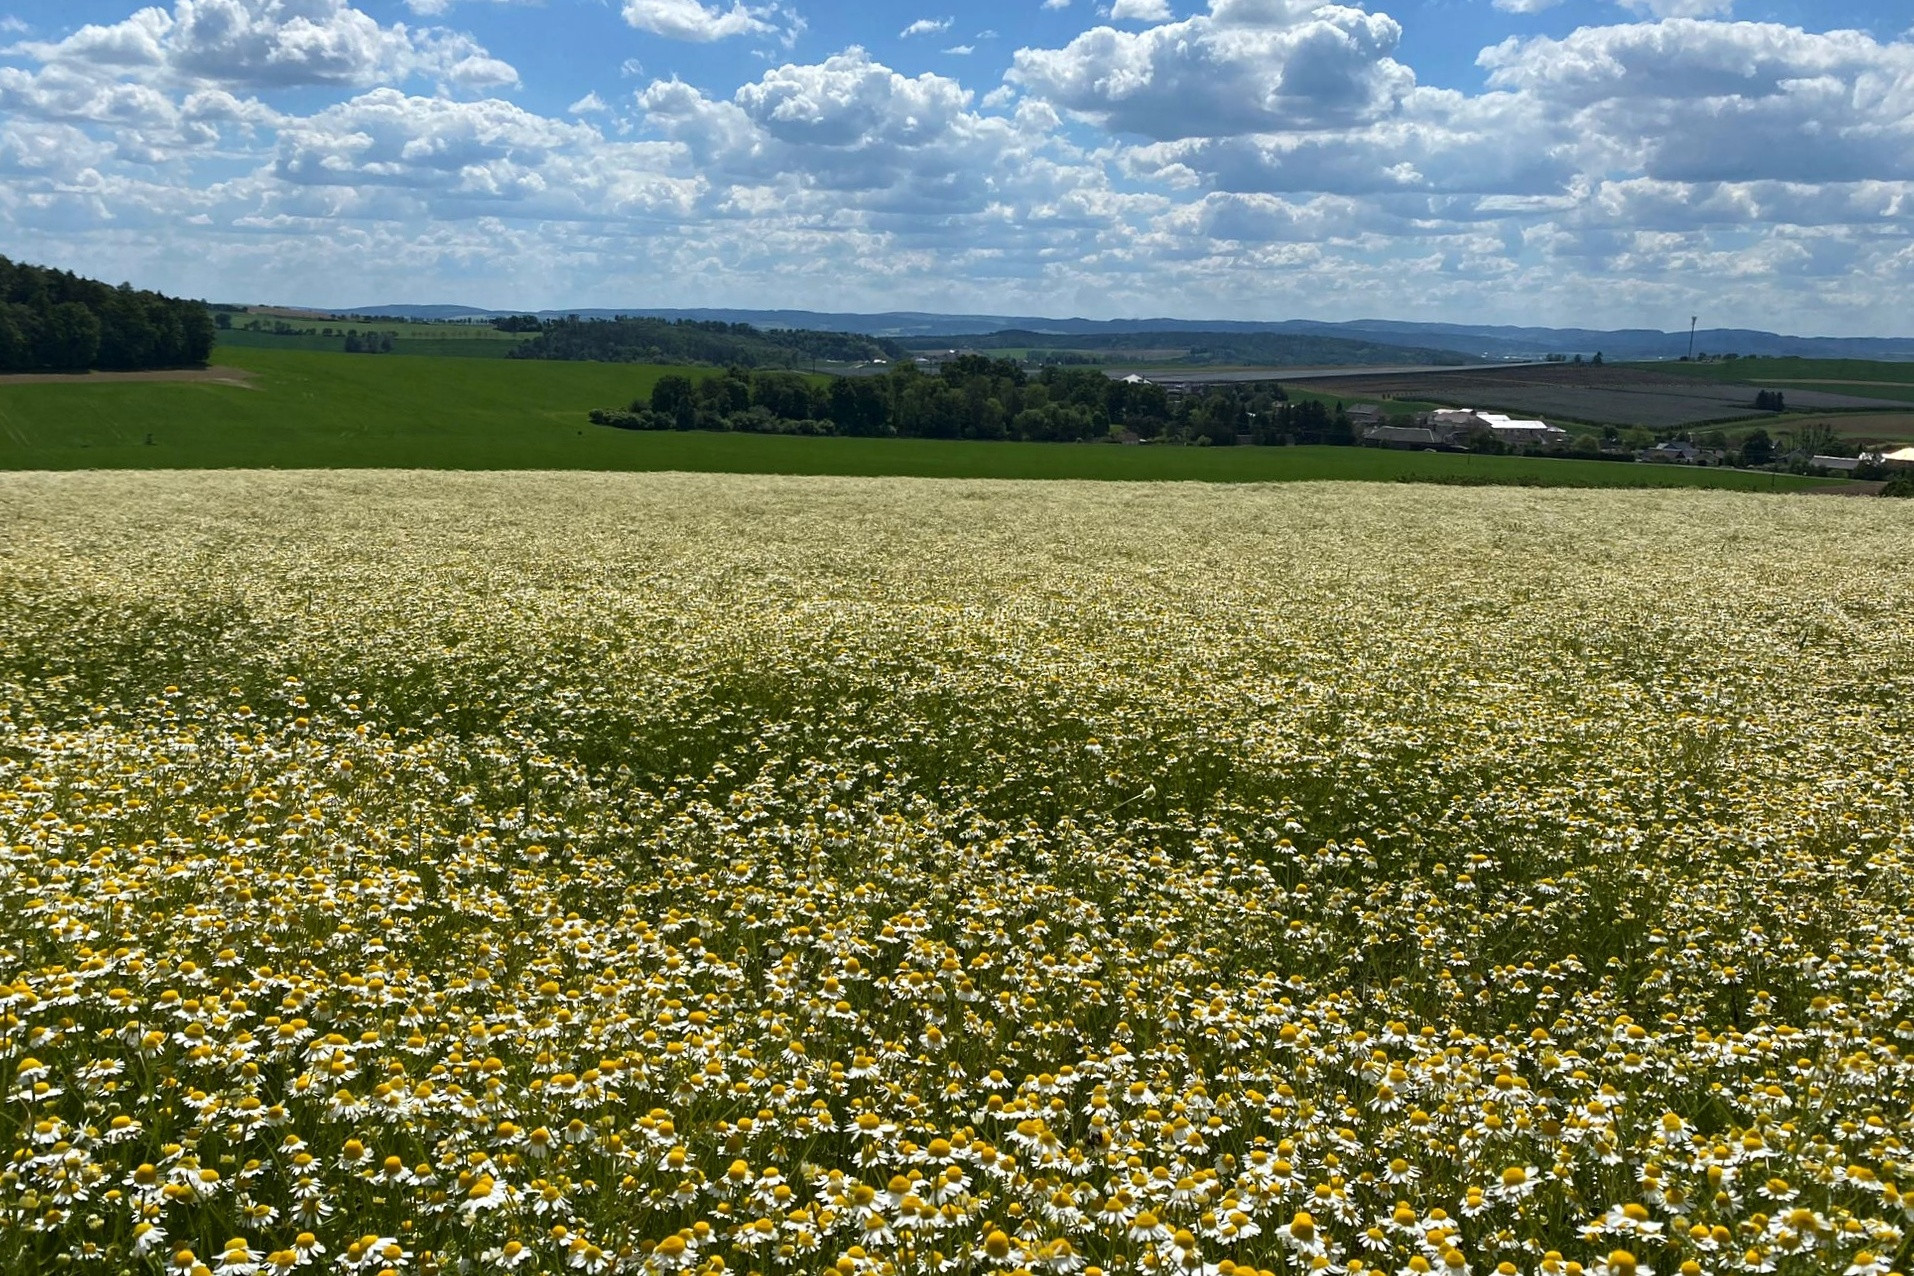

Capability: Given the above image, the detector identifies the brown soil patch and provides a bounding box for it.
[0,366,256,388]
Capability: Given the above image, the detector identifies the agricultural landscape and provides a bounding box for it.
[5,271,1914,1276]
[11,0,1914,1272]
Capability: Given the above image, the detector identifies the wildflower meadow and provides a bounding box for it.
[1,471,1911,1276]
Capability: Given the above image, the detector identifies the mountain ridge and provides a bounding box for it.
[332,305,1914,361]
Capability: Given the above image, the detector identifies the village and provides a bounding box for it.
[1346,402,1914,474]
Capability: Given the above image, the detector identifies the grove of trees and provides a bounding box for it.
[0,256,215,372]
[590,357,1359,446]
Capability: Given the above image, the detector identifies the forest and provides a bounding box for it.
[507,315,905,368]
[0,256,215,372]
[589,356,1358,445]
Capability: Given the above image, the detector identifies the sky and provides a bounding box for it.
[2,0,1912,333]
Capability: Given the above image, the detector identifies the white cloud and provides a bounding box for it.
[0,16,28,34]
[568,91,610,114]
[944,44,974,55]
[1490,0,1563,13]
[622,0,775,41]
[634,47,1104,223]
[1110,0,1171,21]
[269,88,697,222]
[899,17,952,37]
[1478,21,1914,184]
[1041,0,1069,9]
[1010,0,1414,140]
[9,0,516,94]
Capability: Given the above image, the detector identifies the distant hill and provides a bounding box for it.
[898,328,1484,368]
[506,316,904,369]
[342,304,1914,362]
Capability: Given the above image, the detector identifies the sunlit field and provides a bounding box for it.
[2,471,1912,1276]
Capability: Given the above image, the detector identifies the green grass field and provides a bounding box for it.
[217,320,531,359]
[0,346,1833,489]
[1651,356,1914,403]
[1285,386,1452,416]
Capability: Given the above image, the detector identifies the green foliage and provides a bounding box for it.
[1882,473,1914,498]
[0,254,214,372]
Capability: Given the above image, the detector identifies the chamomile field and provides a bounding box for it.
[2,471,1912,1276]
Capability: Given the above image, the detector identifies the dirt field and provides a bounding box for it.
[0,366,256,388]
[1301,363,1905,428]
[1820,413,1914,442]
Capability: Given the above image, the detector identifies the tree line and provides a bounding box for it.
[589,357,1361,446]
[0,256,215,373]
[508,316,904,369]
[897,329,1482,369]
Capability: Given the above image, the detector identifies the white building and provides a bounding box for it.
[1427,408,1570,448]
[1477,412,1572,447]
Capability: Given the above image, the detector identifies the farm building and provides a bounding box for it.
[1808,452,1885,474]
[1425,409,1570,448]
[1882,446,1914,469]
[1363,425,1440,448]
[1643,440,1701,463]
[1477,413,1572,447]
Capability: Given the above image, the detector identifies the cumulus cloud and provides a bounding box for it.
[1109,0,1171,21]
[1009,0,1415,139]
[622,0,775,41]
[270,88,697,222]
[899,17,952,37]
[627,46,1128,238]
[1478,21,1914,184]
[1490,0,1563,12]
[8,0,516,93]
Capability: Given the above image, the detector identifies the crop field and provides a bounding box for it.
[2,471,1912,1276]
[219,318,532,359]
[1302,365,1906,429]
[1655,359,1914,405]
[1824,415,1914,444]
[0,348,1829,490]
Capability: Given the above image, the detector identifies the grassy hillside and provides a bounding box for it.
[0,345,1831,490]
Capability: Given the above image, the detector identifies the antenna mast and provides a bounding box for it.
[1687,316,1698,360]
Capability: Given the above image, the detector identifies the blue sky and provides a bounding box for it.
[2,0,1912,333]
